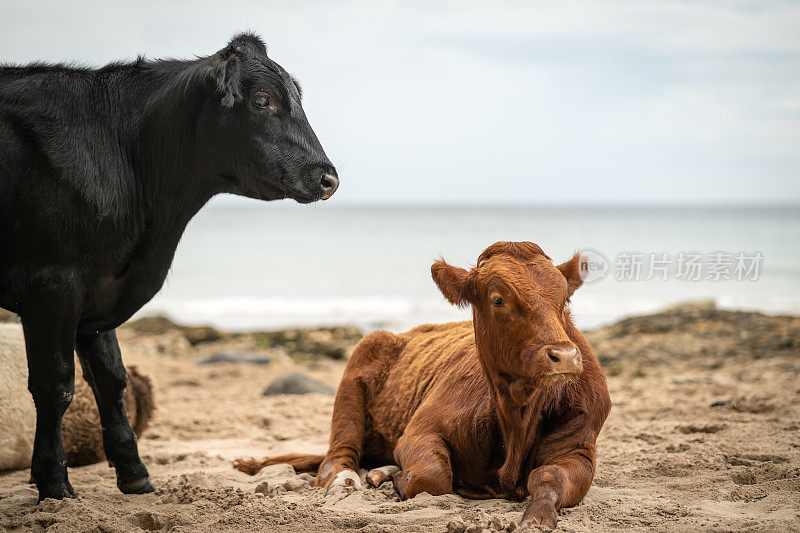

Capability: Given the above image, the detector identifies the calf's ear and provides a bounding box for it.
[431,260,473,307]
[211,42,244,108]
[556,253,585,298]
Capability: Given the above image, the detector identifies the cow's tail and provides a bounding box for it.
[233,453,325,476]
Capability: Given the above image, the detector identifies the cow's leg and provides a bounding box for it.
[21,287,80,501]
[318,331,405,495]
[317,376,368,494]
[392,433,453,499]
[75,330,154,494]
[522,439,597,530]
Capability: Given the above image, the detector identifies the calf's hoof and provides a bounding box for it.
[118,477,156,494]
[325,469,362,496]
[520,498,558,530]
[366,465,401,488]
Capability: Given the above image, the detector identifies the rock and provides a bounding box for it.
[298,472,316,483]
[123,315,182,335]
[447,518,467,533]
[676,423,726,434]
[260,464,296,478]
[182,326,224,345]
[253,326,362,360]
[586,302,800,376]
[196,351,272,365]
[254,481,270,495]
[262,373,336,396]
[710,399,733,408]
[283,478,308,491]
[123,315,225,346]
[731,398,774,414]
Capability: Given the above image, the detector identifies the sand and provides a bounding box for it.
[1,303,799,532]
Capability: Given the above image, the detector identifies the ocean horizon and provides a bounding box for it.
[137,199,800,333]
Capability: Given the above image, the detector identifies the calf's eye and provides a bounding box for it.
[493,297,504,306]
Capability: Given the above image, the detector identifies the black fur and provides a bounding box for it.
[0,33,337,501]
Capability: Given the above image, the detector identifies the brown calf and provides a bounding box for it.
[235,242,611,529]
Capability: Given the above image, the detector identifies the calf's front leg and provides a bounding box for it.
[522,446,596,530]
[317,375,369,494]
[392,433,453,499]
[75,330,154,494]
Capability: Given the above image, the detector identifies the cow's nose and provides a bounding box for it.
[320,172,339,200]
[544,345,582,374]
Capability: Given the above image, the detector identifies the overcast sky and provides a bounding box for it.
[2,0,799,205]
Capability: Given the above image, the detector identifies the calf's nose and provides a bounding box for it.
[320,172,339,200]
[544,345,582,374]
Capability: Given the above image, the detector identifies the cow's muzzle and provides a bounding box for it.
[542,344,583,375]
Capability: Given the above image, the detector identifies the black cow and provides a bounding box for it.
[0,33,338,501]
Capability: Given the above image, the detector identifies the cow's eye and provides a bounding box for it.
[493,296,504,307]
[253,93,270,109]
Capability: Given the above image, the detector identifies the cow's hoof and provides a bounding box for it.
[520,498,558,530]
[37,482,76,502]
[118,477,156,494]
[65,479,76,497]
[325,469,362,496]
[366,465,401,488]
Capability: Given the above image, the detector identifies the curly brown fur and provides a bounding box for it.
[62,364,155,467]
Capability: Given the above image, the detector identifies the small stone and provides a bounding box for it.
[262,373,336,396]
[196,351,271,365]
[254,481,270,495]
[447,518,467,533]
[505,521,517,532]
[283,478,308,491]
[490,516,504,530]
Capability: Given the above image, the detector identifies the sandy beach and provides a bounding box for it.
[1,302,798,532]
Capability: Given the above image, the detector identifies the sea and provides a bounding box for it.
[138,200,800,333]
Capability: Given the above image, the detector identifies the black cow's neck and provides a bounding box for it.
[80,61,220,331]
[127,63,220,224]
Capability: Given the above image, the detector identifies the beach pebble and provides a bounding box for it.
[260,463,296,478]
[262,373,336,396]
[298,472,316,483]
[196,351,272,365]
[254,481,270,495]
[447,518,466,533]
[283,478,308,491]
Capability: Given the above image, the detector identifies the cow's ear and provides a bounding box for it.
[211,42,244,108]
[556,253,584,298]
[431,259,473,307]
